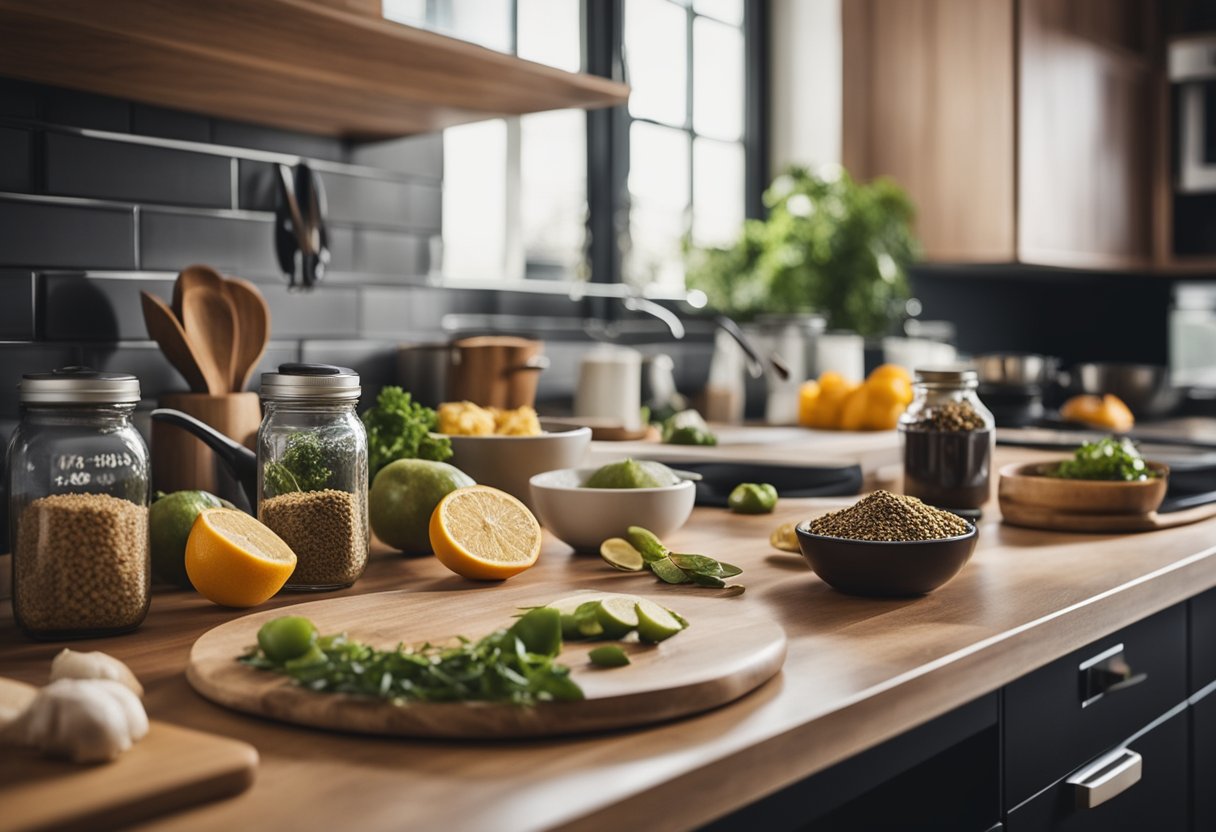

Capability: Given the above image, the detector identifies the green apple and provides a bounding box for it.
[370,459,474,554]
[150,490,225,588]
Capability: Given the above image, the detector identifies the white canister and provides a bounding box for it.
[574,346,643,429]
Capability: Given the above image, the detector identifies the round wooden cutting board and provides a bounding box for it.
[187,587,787,739]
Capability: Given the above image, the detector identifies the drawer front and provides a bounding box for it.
[1004,604,1187,807]
[1192,589,1216,692]
[1196,691,1216,832]
[1005,707,1188,832]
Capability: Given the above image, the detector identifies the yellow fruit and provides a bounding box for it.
[429,486,542,581]
[1100,394,1135,432]
[1062,394,1134,432]
[808,372,860,429]
[817,371,853,393]
[866,400,907,431]
[839,387,870,431]
[185,508,297,607]
[868,363,912,383]
[864,374,914,408]
[797,380,821,427]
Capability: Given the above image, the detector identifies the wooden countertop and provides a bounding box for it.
[3,448,1216,831]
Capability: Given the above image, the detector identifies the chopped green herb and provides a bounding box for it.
[263,432,336,496]
[362,386,452,482]
[588,646,631,668]
[1047,437,1160,482]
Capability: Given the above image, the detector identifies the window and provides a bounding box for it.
[384,0,761,290]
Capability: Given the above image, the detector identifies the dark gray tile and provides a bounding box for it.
[261,283,358,338]
[42,87,129,132]
[299,340,399,397]
[0,270,36,338]
[212,119,344,162]
[41,274,173,341]
[140,210,279,275]
[0,78,39,119]
[81,341,192,398]
[245,342,300,393]
[322,173,441,231]
[0,199,135,269]
[236,160,275,211]
[0,128,32,192]
[327,226,356,272]
[131,104,211,143]
[0,344,83,418]
[354,228,429,276]
[359,286,488,339]
[347,134,442,180]
[45,133,231,208]
[534,340,582,403]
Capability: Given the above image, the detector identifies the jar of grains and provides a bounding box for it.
[7,367,150,639]
[257,364,368,590]
[899,368,995,518]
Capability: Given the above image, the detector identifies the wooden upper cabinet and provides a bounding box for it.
[843,0,1155,268]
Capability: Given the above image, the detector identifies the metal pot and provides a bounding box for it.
[1070,362,1183,419]
[973,353,1060,388]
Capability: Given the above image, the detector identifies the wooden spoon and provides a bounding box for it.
[140,291,211,393]
[179,281,238,396]
[172,264,226,321]
[223,277,270,392]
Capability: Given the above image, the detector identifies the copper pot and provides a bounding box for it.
[448,336,548,409]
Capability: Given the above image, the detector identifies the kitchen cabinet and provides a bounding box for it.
[843,0,1155,268]
[0,0,628,139]
[1195,690,1216,832]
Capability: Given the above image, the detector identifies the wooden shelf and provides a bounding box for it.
[0,0,629,139]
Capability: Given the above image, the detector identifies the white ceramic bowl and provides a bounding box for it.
[529,467,696,552]
[445,426,592,511]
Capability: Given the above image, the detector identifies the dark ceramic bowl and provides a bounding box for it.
[794,521,978,597]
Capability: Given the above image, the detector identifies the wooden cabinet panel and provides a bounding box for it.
[1018,0,1153,268]
[843,0,1155,268]
[842,0,1016,262]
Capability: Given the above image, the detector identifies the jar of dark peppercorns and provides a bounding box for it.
[900,368,995,517]
[7,367,150,640]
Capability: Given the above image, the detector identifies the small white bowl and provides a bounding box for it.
[529,467,696,552]
[446,426,592,511]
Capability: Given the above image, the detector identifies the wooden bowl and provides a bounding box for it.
[997,461,1169,516]
[794,522,978,597]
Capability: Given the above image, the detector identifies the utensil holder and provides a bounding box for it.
[152,393,261,509]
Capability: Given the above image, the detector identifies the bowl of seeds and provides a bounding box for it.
[795,490,977,597]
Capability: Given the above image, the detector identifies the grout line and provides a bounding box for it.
[132,205,140,270]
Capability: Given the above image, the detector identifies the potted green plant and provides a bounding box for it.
[684,165,919,338]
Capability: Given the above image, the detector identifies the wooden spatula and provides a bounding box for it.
[179,280,238,396]
[172,264,225,321]
[140,291,211,394]
[223,277,270,393]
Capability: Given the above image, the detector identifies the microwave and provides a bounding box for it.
[1170,36,1216,193]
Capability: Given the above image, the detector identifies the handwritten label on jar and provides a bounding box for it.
[53,452,136,488]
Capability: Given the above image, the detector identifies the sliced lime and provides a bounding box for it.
[574,600,606,638]
[627,526,669,562]
[600,538,645,572]
[666,607,690,629]
[588,645,631,667]
[635,599,684,643]
[595,596,640,638]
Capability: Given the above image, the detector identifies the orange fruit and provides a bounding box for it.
[864,374,914,408]
[429,486,542,581]
[184,508,297,607]
[1099,394,1135,432]
[868,363,912,383]
[839,387,870,431]
[797,380,821,427]
[866,400,907,431]
[1064,394,1134,432]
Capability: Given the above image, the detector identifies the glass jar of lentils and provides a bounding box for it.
[900,368,995,518]
[257,364,368,591]
[7,367,150,639]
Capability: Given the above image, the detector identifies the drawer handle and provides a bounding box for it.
[1067,748,1142,809]
[1079,643,1147,707]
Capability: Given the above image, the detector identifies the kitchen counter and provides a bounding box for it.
[2,447,1216,830]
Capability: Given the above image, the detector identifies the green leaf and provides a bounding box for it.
[362,386,453,482]
[649,557,692,584]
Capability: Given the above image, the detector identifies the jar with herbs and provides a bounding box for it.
[899,368,995,517]
[257,364,368,590]
[7,368,150,639]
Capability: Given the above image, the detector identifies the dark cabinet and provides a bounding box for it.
[1005,708,1189,832]
[1191,589,1216,693]
[1003,605,1188,807]
[1195,691,1216,832]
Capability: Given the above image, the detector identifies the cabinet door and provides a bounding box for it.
[1005,708,1188,832]
[842,0,1016,262]
[1017,0,1154,268]
[1196,692,1216,831]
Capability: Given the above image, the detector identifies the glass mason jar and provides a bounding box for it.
[257,364,368,590]
[899,368,996,516]
[7,367,150,639]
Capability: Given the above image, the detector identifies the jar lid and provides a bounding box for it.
[914,367,978,386]
[260,363,360,401]
[20,366,141,404]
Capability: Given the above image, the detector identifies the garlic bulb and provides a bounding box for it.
[1,678,149,763]
[49,649,144,697]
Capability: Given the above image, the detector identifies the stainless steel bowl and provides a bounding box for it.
[1072,362,1183,418]
[973,353,1059,387]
